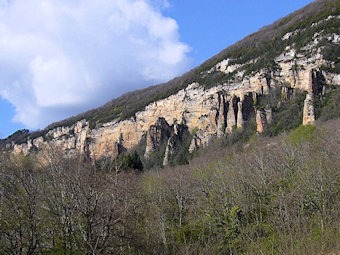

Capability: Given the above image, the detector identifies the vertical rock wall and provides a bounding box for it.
[217,94,226,137]
[5,56,339,159]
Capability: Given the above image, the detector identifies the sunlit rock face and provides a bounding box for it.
[303,93,316,126]
[237,101,244,129]
[8,64,339,158]
[256,110,266,134]
[4,25,340,158]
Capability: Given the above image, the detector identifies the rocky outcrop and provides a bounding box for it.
[189,135,201,153]
[2,23,340,159]
[162,122,190,166]
[237,101,244,129]
[256,110,266,133]
[163,136,175,167]
[226,99,236,133]
[163,137,172,166]
[144,117,171,158]
[256,106,273,133]
[303,93,315,126]
[216,94,227,137]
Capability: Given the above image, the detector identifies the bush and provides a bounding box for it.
[263,90,306,136]
[121,151,144,172]
[286,124,317,146]
[318,87,340,121]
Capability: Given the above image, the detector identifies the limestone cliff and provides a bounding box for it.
[1,13,339,162]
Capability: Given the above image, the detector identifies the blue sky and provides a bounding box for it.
[0,0,314,138]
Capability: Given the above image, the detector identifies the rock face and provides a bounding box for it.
[256,110,267,133]
[226,99,236,133]
[163,137,173,166]
[5,65,338,158]
[217,94,226,137]
[144,118,171,158]
[189,135,201,153]
[303,93,315,126]
[2,20,340,159]
[255,106,274,133]
[237,101,244,129]
[162,122,189,166]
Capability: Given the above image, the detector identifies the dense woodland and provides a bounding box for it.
[0,118,339,254]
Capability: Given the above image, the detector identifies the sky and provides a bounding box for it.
[0,0,314,138]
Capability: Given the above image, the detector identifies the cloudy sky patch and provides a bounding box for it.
[0,0,190,129]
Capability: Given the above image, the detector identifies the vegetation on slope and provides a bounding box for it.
[187,0,340,86]
[0,119,339,254]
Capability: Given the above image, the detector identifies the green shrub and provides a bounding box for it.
[263,90,306,136]
[318,87,340,121]
[120,151,144,171]
[191,127,199,136]
[286,124,317,146]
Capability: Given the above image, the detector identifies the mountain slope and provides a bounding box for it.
[1,0,340,168]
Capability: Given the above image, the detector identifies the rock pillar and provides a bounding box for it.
[256,109,266,133]
[217,94,226,137]
[226,99,236,133]
[303,93,315,125]
[163,137,173,166]
[237,101,244,129]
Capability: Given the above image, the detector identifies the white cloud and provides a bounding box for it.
[0,0,190,129]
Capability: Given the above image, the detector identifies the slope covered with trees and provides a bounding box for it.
[0,120,339,254]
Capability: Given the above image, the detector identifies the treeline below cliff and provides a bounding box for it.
[0,119,340,254]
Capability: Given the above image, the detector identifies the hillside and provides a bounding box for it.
[1,118,339,254]
[1,0,340,169]
[1,1,340,254]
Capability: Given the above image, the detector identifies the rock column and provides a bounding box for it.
[237,101,244,129]
[144,127,155,158]
[303,93,315,125]
[256,109,266,133]
[226,99,236,133]
[163,137,173,166]
[217,95,226,137]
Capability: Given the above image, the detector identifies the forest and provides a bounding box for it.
[0,119,339,254]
